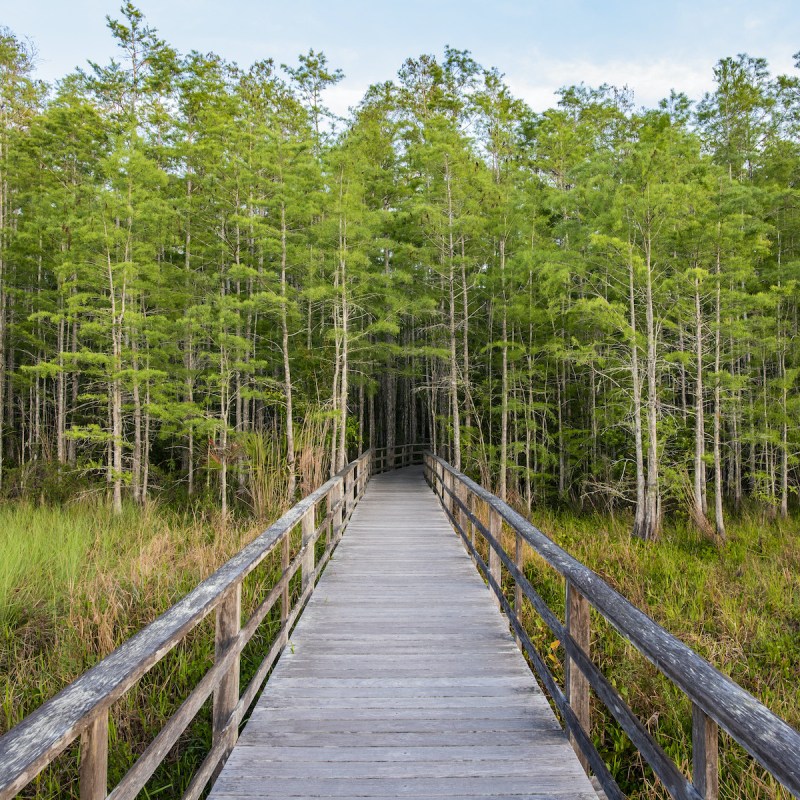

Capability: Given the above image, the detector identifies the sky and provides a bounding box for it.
[4,0,799,116]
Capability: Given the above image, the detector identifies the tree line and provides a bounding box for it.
[1,5,798,540]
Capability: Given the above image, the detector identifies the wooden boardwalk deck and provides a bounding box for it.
[208,466,597,800]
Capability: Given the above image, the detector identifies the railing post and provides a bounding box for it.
[212,581,241,775]
[469,491,475,552]
[565,579,590,770]
[79,711,108,800]
[515,531,523,617]
[281,531,290,623]
[488,505,502,609]
[693,704,719,800]
[301,506,315,592]
[455,478,467,538]
[513,530,524,650]
[347,471,355,518]
[332,479,343,542]
[443,470,453,517]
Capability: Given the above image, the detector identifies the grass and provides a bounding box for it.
[1,496,797,799]
[0,498,281,799]
[511,506,800,800]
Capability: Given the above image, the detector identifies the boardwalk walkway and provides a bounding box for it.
[208,466,597,800]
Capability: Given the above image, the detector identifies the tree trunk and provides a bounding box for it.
[281,204,296,500]
[132,336,143,505]
[780,345,789,518]
[106,238,124,515]
[693,273,711,528]
[641,234,660,540]
[713,250,726,539]
[628,245,647,539]
[337,213,349,472]
[56,311,67,465]
[445,154,461,470]
[499,238,508,502]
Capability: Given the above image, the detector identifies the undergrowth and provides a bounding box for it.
[1,499,797,799]
[515,507,799,800]
[0,499,285,799]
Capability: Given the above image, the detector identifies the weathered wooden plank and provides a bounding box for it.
[246,706,552,723]
[300,507,315,592]
[208,467,597,800]
[565,579,590,770]
[211,795,596,800]
[223,744,563,761]
[212,582,241,776]
[212,775,597,797]
[79,711,108,800]
[693,703,719,800]
[256,697,545,710]
[216,757,583,779]
[428,454,800,798]
[235,730,566,748]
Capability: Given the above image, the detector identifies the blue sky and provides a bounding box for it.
[5,1,798,115]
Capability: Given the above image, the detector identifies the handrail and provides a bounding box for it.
[0,449,374,800]
[424,452,800,800]
[372,442,427,474]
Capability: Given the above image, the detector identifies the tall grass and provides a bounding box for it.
[0,422,333,798]
[2,491,796,799]
[0,500,263,798]
[515,507,800,799]
[239,408,331,517]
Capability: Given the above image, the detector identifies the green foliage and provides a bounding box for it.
[0,7,799,794]
[521,509,799,799]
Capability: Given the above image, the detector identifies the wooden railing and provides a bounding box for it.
[0,450,373,800]
[424,452,800,800]
[372,442,427,474]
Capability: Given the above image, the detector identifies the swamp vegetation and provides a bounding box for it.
[0,4,799,797]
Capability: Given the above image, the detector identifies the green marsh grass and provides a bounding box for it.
[1,498,797,799]
[0,500,283,799]
[515,507,799,800]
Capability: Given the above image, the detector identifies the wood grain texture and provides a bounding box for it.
[208,466,596,800]
[301,507,315,592]
[426,453,800,799]
[212,582,241,777]
[692,703,719,800]
[566,580,590,771]
[79,712,107,800]
[0,452,372,800]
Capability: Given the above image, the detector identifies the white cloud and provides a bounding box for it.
[504,50,797,112]
[505,55,717,111]
[325,83,371,118]
[323,50,800,123]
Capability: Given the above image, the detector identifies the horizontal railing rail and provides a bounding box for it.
[372,442,427,474]
[0,450,374,800]
[424,452,800,800]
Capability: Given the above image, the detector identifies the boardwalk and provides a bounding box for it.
[209,466,598,800]
[3,451,798,800]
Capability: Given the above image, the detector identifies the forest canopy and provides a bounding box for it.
[1,5,799,542]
